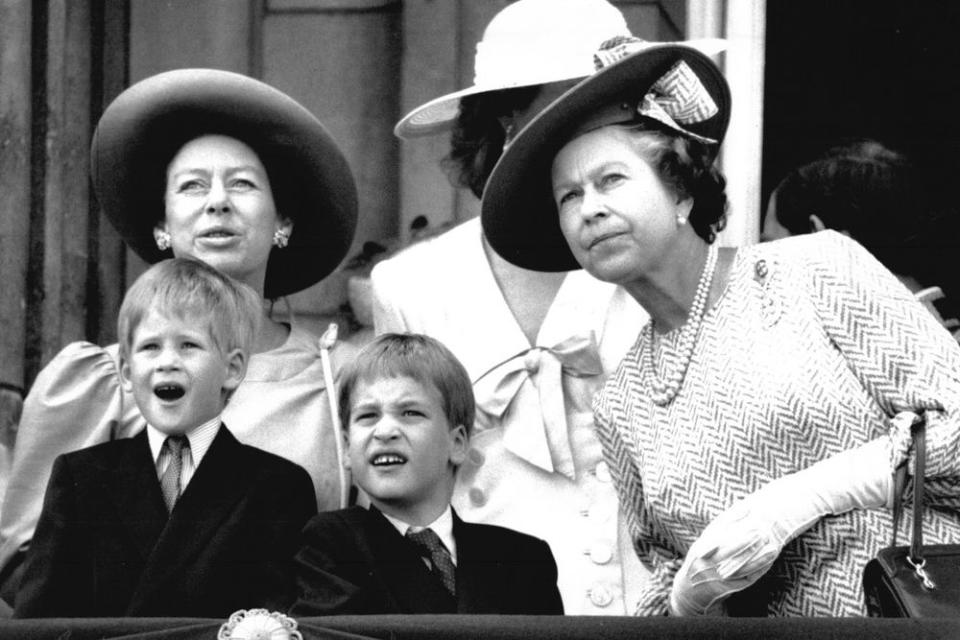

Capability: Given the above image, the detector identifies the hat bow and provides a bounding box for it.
[472,333,604,479]
[594,37,719,144]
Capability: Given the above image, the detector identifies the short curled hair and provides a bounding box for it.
[117,257,261,362]
[768,140,952,296]
[621,123,728,243]
[770,140,917,243]
[338,333,475,436]
[442,86,541,199]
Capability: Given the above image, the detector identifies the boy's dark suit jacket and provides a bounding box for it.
[290,505,564,615]
[14,426,317,618]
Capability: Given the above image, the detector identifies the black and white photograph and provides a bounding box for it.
[1,0,959,637]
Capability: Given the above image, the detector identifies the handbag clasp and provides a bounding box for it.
[906,555,936,590]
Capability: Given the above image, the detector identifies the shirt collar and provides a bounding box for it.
[380,505,457,564]
[146,416,221,466]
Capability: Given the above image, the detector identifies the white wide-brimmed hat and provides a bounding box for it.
[393,0,631,138]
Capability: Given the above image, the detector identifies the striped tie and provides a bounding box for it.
[160,436,188,512]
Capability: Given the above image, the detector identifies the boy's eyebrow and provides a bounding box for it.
[349,400,379,412]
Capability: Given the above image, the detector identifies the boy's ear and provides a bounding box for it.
[222,348,248,392]
[118,358,133,392]
[449,424,468,466]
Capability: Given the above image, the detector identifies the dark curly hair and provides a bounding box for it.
[622,122,728,244]
[441,86,541,199]
[767,140,960,318]
[769,140,923,275]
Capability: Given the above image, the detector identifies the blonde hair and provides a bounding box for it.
[338,333,475,437]
[117,258,261,361]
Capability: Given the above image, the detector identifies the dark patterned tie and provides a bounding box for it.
[160,436,189,512]
[406,527,456,595]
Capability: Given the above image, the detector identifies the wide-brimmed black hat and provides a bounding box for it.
[481,38,731,272]
[91,68,358,298]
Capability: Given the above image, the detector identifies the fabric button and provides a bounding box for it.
[468,487,486,507]
[467,448,485,466]
[588,584,614,607]
[589,543,613,565]
[523,349,540,373]
[594,461,611,483]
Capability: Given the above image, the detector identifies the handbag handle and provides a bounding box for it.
[890,415,927,563]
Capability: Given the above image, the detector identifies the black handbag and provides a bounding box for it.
[863,416,960,616]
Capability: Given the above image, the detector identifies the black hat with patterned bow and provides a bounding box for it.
[481,36,731,272]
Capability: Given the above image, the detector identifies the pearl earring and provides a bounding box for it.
[677,215,687,226]
[154,230,171,251]
[273,228,290,249]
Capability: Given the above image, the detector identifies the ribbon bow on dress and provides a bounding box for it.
[593,36,720,144]
[472,334,604,480]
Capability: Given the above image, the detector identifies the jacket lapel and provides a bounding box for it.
[110,430,169,562]
[452,510,498,613]
[365,507,456,613]
[126,426,250,609]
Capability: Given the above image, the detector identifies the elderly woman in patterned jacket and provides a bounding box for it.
[480,36,960,616]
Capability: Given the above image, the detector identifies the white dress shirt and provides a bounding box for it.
[146,416,221,491]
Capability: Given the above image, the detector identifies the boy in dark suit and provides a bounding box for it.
[14,258,317,618]
[291,333,563,615]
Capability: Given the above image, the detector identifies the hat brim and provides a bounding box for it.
[481,44,731,272]
[394,70,596,140]
[91,68,358,299]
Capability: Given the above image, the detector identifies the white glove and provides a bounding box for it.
[670,437,892,616]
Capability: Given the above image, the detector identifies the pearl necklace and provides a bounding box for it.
[643,244,719,406]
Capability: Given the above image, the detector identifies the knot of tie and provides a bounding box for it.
[406,528,456,595]
[160,435,189,513]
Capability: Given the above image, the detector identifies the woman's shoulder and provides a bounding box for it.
[243,323,356,384]
[20,341,128,431]
[735,231,880,288]
[745,230,859,263]
[32,341,122,388]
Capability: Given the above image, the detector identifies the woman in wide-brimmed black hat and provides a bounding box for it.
[482,36,960,616]
[0,69,358,595]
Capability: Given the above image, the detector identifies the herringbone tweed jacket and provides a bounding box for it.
[595,231,960,616]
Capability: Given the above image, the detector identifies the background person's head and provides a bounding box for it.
[762,139,918,244]
[91,68,358,299]
[338,333,474,524]
[117,258,262,435]
[395,0,632,199]
[761,139,947,291]
[444,82,576,199]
